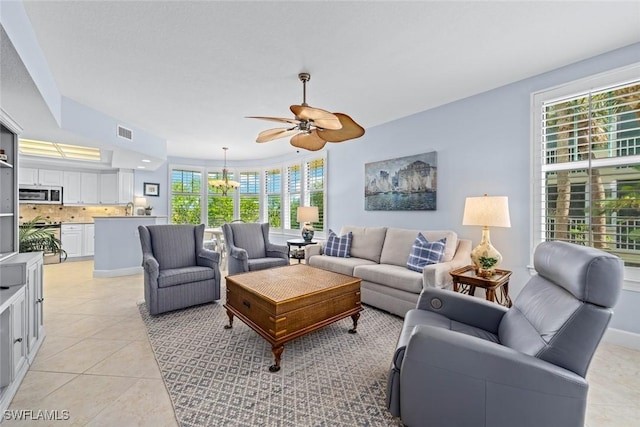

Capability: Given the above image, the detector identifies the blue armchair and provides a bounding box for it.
[138,224,221,315]
[386,241,623,427]
[222,222,289,275]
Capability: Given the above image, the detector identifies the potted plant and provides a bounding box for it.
[19,216,67,261]
[477,256,498,278]
[145,205,153,215]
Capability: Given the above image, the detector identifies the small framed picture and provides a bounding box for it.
[144,182,160,197]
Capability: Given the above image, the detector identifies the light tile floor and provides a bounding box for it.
[3,260,639,426]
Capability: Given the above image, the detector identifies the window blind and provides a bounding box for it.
[538,80,640,266]
[239,171,260,222]
[306,158,325,232]
[265,168,282,229]
[170,169,202,224]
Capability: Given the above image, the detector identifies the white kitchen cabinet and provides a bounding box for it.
[18,167,38,185]
[26,255,44,360]
[0,252,45,415]
[61,224,83,257]
[10,288,27,382]
[99,173,118,204]
[99,170,134,205]
[38,169,63,186]
[83,224,95,256]
[118,170,134,204]
[63,171,98,204]
[80,172,99,204]
[63,171,81,204]
[62,224,95,258]
[18,168,63,186]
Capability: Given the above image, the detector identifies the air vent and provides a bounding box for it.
[117,125,133,141]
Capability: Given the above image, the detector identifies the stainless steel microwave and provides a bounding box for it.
[18,185,63,204]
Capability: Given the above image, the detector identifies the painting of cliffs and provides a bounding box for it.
[365,151,437,210]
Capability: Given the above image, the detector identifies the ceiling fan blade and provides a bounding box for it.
[290,105,342,130]
[256,128,300,143]
[246,116,300,125]
[317,113,365,142]
[290,130,327,151]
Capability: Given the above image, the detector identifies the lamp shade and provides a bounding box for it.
[297,206,319,223]
[134,196,148,207]
[462,195,511,228]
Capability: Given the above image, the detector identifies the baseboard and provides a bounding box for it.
[93,266,143,278]
[603,327,640,350]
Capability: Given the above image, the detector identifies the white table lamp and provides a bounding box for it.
[462,194,511,275]
[134,196,148,216]
[297,206,319,242]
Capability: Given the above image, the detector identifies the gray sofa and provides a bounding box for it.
[306,226,472,317]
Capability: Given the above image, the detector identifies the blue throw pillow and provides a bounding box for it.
[324,229,352,258]
[406,234,446,273]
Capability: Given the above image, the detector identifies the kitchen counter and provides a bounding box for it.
[93,216,168,277]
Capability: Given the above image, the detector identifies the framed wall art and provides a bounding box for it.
[364,151,437,211]
[143,182,160,197]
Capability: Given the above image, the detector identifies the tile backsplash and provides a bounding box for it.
[19,205,127,224]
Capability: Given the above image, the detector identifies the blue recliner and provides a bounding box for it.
[387,241,623,427]
[139,224,221,315]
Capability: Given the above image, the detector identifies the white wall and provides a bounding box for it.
[324,42,640,334]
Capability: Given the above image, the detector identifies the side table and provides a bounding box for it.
[449,265,512,307]
[286,239,317,264]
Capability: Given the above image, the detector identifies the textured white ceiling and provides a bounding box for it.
[3,1,640,161]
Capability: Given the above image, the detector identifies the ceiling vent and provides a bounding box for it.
[117,125,133,141]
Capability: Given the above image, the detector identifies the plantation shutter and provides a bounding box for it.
[239,171,260,222]
[171,169,202,224]
[287,164,301,229]
[537,80,640,266]
[305,158,325,232]
[265,168,282,229]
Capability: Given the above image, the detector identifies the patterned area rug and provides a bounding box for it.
[138,299,405,427]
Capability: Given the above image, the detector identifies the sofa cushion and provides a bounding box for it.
[340,226,387,263]
[354,264,424,294]
[406,234,446,272]
[380,228,458,266]
[309,255,377,276]
[324,230,353,257]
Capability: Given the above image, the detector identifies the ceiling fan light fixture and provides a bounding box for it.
[248,72,365,151]
[209,147,240,196]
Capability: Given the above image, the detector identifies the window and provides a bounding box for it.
[207,171,234,226]
[171,169,202,224]
[239,171,260,223]
[287,164,302,230]
[169,155,326,233]
[533,69,640,268]
[306,158,325,232]
[265,168,282,228]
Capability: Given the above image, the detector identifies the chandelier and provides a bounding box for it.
[208,147,240,196]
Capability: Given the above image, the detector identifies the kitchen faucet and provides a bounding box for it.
[125,202,134,216]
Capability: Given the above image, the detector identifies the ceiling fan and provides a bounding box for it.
[248,73,365,151]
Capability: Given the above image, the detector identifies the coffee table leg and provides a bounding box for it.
[348,312,360,334]
[224,309,234,329]
[269,345,284,372]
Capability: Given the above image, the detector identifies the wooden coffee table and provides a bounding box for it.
[224,264,362,372]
